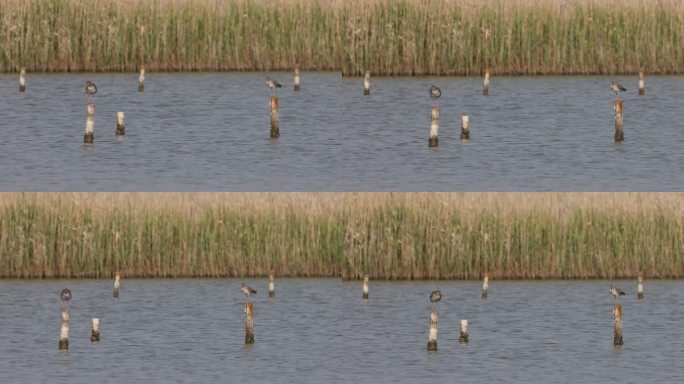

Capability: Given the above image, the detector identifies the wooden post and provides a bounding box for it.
[84,102,95,144]
[637,276,644,299]
[428,107,439,148]
[268,273,275,297]
[90,318,100,342]
[294,65,301,91]
[427,308,438,351]
[638,71,645,95]
[19,67,26,92]
[459,319,469,343]
[113,272,120,298]
[460,115,470,140]
[116,112,126,136]
[59,308,70,350]
[245,302,255,344]
[614,100,624,142]
[482,272,489,300]
[364,71,370,95]
[138,67,145,92]
[613,303,623,345]
[270,96,280,138]
[362,275,369,299]
[482,70,490,95]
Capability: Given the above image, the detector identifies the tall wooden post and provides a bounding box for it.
[90,318,101,342]
[459,319,469,343]
[364,71,370,95]
[138,67,145,92]
[84,102,95,144]
[270,96,280,138]
[362,275,369,299]
[113,272,121,298]
[482,70,490,95]
[638,71,645,95]
[116,112,126,136]
[614,100,624,142]
[427,308,438,351]
[268,273,275,297]
[19,67,26,92]
[245,302,255,344]
[482,272,489,300]
[637,276,644,299]
[294,65,301,91]
[59,308,70,349]
[428,107,439,148]
[460,115,470,140]
[613,303,623,345]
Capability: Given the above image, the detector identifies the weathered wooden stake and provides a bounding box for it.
[428,107,439,148]
[614,100,624,142]
[482,272,489,300]
[364,71,370,95]
[245,302,255,344]
[460,115,470,140]
[84,102,95,144]
[638,71,645,95]
[637,276,644,299]
[362,275,369,299]
[90,318,101,342]
[459,319,469,343]
[19,67,26,92]
[427,308,438,351]
[116,112,126,136]
[294,65,301,91]
[59,308,70,350]
[613,303,623,345]
[270,96,280,138]
[138,67,145,92]
[113,272,120,298]
[268,273,275,297]
[482,70,490,95]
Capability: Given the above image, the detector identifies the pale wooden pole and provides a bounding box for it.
[138,66,145,92]
[459,319,469,343]
[482,70,490,95]
[362,275,369,299]
[84,102,95,144]
[113,272,121,298]
[59,308,70,350]
[90,318,101,342]
[460,115,470,140]
[268,273,275,297]
[364,71,370,95]
[428,107,439,148]
[613,303,623,345]
[116,112,126,136]
[614,100,624,142]
[270,96,280,138]
[245,302,255,344]
[294,65,301,91]
[427,308,438,351]
[19,67,26,92]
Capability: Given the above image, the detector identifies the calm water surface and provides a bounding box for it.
[0,279,683,383]
[1,73,683,191]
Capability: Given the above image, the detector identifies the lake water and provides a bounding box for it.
[0,278,682,383]
[1,73,683,191]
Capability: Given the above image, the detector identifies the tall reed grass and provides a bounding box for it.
[1,193,682,279]
[0,0,683,75]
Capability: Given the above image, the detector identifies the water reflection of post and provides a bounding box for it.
[245,302,255,344]
[362,275,369,299]
[427,308,438,351]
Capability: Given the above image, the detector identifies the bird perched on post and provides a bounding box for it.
[429,289,442,309]
[610,80,627,99]
[60,288,72,309]
[429,85,441,107]
[85,80,97,99]
[266,77,282,95]
[609,285,626,302]
[241,283,257,299]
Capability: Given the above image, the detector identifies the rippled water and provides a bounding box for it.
[1,73,684,191]
[0,279,682,383]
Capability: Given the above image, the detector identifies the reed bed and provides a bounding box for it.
[1,193,682,279]
[0,0,683,75]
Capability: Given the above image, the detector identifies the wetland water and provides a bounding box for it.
[1,73,684,191]
[0,279,683,383]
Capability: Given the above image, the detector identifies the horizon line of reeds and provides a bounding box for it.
[1,192,682,280]
[1,0,684,75]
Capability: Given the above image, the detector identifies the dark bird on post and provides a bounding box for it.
[85,80,97,98]
[266,77,282,95]
[611,80,627,99]
[241,283,257,298]
[429,289,442,309]
[60,288,72,308]
[609,285,626,302]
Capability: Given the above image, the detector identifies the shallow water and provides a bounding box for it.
[1,73,683,191]
[0,279,682,383]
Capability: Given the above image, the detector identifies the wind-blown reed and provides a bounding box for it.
[1,0,683,75]
[1,193,682,279]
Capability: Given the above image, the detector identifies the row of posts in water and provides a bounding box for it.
[58,272,646,350]
[18,66,644,144]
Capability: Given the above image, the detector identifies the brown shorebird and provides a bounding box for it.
[266,77,282,95]
[611,80,626,99]
[609,285,626,302]
[85,80,97,100]
[241,283,257,298]
[429,85,441,107]
[429,289,442,309]
[60,288,72,308]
